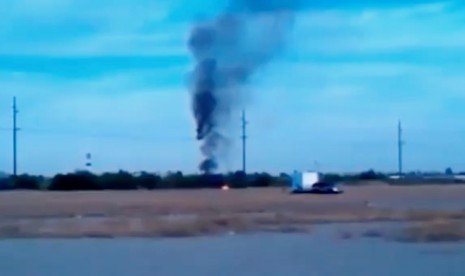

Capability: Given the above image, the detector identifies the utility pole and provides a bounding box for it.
[13,97,19,177]
[241,110,248,174]
[397,120,403,178]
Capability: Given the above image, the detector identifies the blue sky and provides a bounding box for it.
[1,0,465,176]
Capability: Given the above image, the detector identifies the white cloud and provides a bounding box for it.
[291,1,465,54]
[0,0,171,26]
[248,56,465,137]
[0,71,190,127]
[268,61,440,81]
[45,30,188,57]
[2,1,465,174]
[0,28,189,56]
[0,70,200,175]
[0,0,188,56]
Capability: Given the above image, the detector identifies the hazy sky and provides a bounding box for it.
[1,0,464,176]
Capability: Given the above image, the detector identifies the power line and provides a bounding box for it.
[0,126,196,143]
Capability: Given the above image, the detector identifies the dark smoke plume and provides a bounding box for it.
[188,0,302,173]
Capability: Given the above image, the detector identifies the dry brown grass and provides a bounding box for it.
[0,215,310,238]
[1,185,464,218]
[336,219,465,243]
[396,220,465,243]
[0,185,464,238]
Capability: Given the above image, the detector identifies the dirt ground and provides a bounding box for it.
[1,184,465,217]
[0,184,464,238]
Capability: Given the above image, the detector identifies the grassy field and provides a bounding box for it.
[0,184,464,240]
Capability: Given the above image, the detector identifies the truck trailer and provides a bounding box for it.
[290,171,342,194]
[290,171,321,193]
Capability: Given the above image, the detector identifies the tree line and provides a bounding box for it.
[0,171,285,191]
[0,169,397,191]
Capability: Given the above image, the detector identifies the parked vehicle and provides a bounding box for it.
[290,171,343,194]
[309,182,343,194]
[290,171,322,193]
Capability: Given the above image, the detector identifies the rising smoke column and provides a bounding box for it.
[188,0,302,173]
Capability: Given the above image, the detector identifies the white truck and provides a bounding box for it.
[290,171,321,192]
[290,171,342,194]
